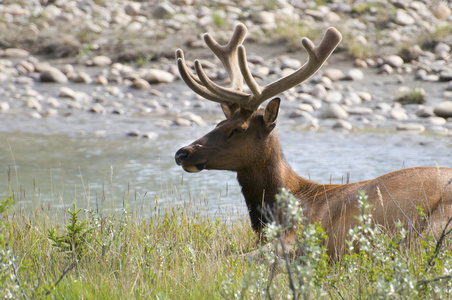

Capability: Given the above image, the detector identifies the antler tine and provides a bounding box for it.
[176,49,202,85]
[177,49,229,104]
[194,60,251,104]
[203,23,248,91]
[256,27,342,106]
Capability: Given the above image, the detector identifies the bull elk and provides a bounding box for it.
[174,23,452,260]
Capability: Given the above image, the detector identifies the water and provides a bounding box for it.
[1,125,451,220]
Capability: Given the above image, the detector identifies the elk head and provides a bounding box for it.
[174,23,342,174]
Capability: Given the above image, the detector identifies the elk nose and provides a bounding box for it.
[175,148,189,165]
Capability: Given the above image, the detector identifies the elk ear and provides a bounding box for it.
[221,103,240,119]
[263,98,280,127]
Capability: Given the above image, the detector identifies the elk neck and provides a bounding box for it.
[235,130,321,232]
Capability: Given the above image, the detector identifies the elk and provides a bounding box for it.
[174,23,452,260]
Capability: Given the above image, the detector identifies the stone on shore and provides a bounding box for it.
[433,101,452,118]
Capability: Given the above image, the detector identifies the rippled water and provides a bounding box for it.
[1,125,451,220]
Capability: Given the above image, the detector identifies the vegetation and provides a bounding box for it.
[395,87,426,105]
[1,187,452,298]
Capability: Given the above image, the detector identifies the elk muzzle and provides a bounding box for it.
[174,145,207,173]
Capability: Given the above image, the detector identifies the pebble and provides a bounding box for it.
[174,118,192,126]
[3,48,30,58]
[144,69,175,84]
[90,103,107,114]
[344,69,364,81]
[323,68,345,81]
[390,107,409,121]
[396,123,425,132]
[40,67,68,83]
[322,103,349,119]
[332,119,352,130]
[382,55,404,68]
[152,2,176,19]
[91,55,112,67]
[433,101,452,118]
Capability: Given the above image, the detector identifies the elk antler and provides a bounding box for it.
[176,23,342,111]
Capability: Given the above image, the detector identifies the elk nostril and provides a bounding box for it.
[175,148,189,165]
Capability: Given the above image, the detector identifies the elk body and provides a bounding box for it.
[174,23,452,260]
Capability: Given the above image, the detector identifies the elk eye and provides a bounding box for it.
[229,127,245,138]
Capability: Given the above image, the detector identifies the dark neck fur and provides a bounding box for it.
[236,132,302,232]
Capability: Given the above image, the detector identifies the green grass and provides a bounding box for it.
[395,87,426,105]
[2,188,452,299]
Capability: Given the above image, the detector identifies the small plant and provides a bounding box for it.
[395,87,426,105]
[48,203,93,260]
[212,10,228,28]
[345,36,372,59]
[420,23,452,50]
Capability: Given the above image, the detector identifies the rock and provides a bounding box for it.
[439,70,452,82]
[252,11,275,25]
[428,116,447,126]
[346,106,373,115]
[280,58,302,69]
[144,69,175,84]
[378,64,393,75]
[4,48,30,58]
[142,131,158,139]
[382,55,404,68]
[323,68,345,81]
[322,103,348,119]
[396,123,425,132]
[310,84,328,99]
[416,107,434,118]
[181,112,206,126]
[289,110,314,119]
[90,103,106,114]
[332,119,352,130]
[297,103,314,112]
[95,76,108,85]
[40,67,68,83]
[324,91,343,103]
[390,107,409,120]
[59,87,77,99]
[394,9,415,26]
[0,102,10,111]
[152,2,175,19]
[434,42,451,58]
[91,55,112,66]
[174,118,192,126]
[26,98,42,111]
[46,108,58,116]
[132,77,151,90]
[356,91,372,102]
[433,2,451,20]
[345,68,364,81]
[72,72,92,84]
[126,130,141,137]
[29,111,42,119]
[124,2,141,16]
[433,101,452,118]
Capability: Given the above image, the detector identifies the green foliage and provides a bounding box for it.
[212,10,228,28]
[420,23,452,50]
[48,203,93,260]
[395,88,426,105]
[226,189,452,298]
[3,190,452,298]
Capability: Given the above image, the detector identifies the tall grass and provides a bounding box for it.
[2,186,452,298]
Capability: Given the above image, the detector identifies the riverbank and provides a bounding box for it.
[0,0,452,137]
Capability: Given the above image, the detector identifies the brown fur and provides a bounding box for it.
[175,99,452,260]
